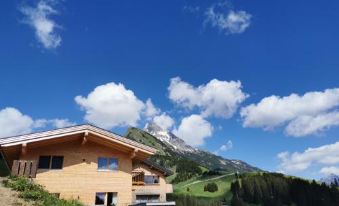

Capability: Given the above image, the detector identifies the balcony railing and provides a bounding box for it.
[11,160,37,178]
[132,171,145,185]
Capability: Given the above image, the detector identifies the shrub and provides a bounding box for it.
[204,182,218,192]
[3,176,83,206]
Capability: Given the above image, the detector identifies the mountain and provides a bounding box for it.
[320,174,339,186]
[125,122,260,173]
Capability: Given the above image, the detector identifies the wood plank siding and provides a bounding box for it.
[19,140,133,206]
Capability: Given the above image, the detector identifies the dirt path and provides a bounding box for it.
[0,177,33,206]
[183,173,234,187]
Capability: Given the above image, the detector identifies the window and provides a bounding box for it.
[38,156,51,169]
[136,195,160,203]
[95,192,105,205]
[107,192,118,206]
[144,175,159,184]
[38,156,64,170]
[109,158,118,170]
[51,156,64,169]
[97,157,118,171]
[95,192,118,206]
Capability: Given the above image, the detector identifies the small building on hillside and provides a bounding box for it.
[0,124,175,206]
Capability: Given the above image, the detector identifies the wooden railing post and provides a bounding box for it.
[11,160,37,178]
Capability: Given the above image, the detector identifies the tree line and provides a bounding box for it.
[230,173,339,206]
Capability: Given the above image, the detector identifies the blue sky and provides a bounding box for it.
[1,0,339,179]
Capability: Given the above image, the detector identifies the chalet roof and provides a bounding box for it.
[142,159,173,177]
[0,124,156,154]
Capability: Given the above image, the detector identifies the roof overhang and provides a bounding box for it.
[0,124,156,159]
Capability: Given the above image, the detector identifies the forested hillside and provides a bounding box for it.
[230,173,339,206]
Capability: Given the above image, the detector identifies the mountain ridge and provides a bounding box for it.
[125,122,260,173]
[320,174,339,186]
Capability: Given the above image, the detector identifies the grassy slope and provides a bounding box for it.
[125,127,170,156]
[125,127,262,202]
[174,173,236,200]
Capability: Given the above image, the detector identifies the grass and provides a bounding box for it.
[174,173,236,201]
[2,176,83,206]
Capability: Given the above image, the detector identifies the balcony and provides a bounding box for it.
[132,172,160,186]
[132,171,145,186]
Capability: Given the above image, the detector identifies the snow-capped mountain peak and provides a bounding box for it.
[320,174,339,186]
[144,122,196,153]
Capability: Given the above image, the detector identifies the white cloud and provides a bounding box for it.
[19,0,61,49]
[241,88,339,137]
[320,166,339,176]
[277,141,339,174]
[285,112,339,137]
[153,113,175,131]
[50,118,75,128]
[0,107,34,138]
[173,114,213,146]
[168,77,248,118]
[34,118,76,129]
[214,140,233,154]
[75,82,146,129]
[204,2,252,34]
[144,99,160,119]
[0,107,74,138]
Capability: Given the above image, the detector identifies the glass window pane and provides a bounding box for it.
[95,192,105,205]
[109,158,118,170]
[51,156,64,169]
[107,192,118,205]
[38,156,51,169]
[98,157,108,170]
[144,175,159,184]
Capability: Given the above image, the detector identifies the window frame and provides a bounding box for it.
[97,157,119,171]
[95,192,106,206]
[95,192,118,206]
[38,156,51,169]
[38,155,64,170]
[51,156,64,170]
[144,175,160,185]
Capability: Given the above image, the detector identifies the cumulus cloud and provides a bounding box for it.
[277,141,339,174]
[320,166,339,176]
[34,118,76,129]
[204,2,252,34]
[0,107,75,138]
[75,82,146,129]
[0,107,34,138]
[19,0,61,49]
[173,114,213,146]
[214,140,233,155]
[168,77,248,119]
[241,88,339,137]
[285,112,339,137]
[153,113,175,131]
[144,99,160,119]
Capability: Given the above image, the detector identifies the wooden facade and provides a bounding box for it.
[0,125,174,206]
[132,162,173,203]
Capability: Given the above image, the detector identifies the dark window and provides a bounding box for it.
[38,156,51,169]
[95,192,105,205]
[144,175,159,184]
[51,156,64,169]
